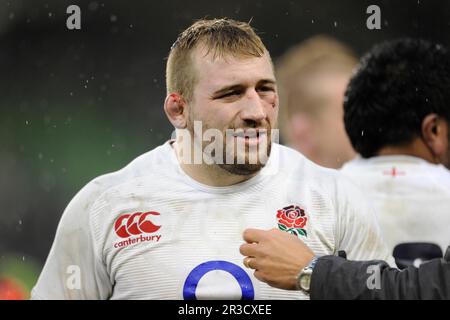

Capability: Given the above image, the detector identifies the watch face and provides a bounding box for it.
[299,270,312,292]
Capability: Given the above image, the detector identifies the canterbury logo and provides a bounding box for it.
[114,211,161,238]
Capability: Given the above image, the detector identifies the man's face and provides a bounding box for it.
[185,46,279,175]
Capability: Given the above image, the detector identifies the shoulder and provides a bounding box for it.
[274,143,344,189]
[60,143,173,224]
[275,145,373,225]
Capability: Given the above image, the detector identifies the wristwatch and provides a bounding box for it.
[296,256,319,293]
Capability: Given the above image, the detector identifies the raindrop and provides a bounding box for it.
[48,12,53,18]
[70,92,74,96]
[311,19,314,24]
[25,120,29,125]
[110,15,117,22]
[334,21,338,27]
[84,85,88,89]
[8,12,14,20]
[22,256,26,261]
[361,130,364,137]
[18,220,22,225]
[89,1,99,11]
[129,24,133,28]
[38,153,43,160]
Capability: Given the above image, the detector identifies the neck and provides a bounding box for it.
[171,140,258,187]
[376,138,437,164]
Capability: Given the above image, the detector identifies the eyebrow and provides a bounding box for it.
[212,79,277,96]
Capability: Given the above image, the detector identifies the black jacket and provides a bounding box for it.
[310,247,450,300]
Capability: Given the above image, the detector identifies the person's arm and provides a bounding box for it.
[240,228,450,300]
[311,254,450,300]
[31,180,112,300]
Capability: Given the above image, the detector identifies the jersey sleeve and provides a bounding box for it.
[333,175,396,266]
[31,181,112,300]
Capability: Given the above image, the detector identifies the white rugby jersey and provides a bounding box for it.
[31,141,391,300]
[341,155,450,254]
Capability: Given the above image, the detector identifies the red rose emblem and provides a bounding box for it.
[276,205,308,237]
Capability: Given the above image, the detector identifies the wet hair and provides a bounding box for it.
[166,18,267,102]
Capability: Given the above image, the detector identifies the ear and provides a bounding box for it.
[421,113,448,160]
[164,93,188,129]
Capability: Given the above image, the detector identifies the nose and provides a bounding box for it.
[239,89,267,123]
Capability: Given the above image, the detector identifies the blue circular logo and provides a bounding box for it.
[183,260,254,300]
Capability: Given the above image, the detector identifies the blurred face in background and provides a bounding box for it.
[285,71,355,168]
[276,36,357,169]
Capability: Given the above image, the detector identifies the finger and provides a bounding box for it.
[239,243,258,257]
[242,228,267,243]
[243,257,253,269]
[253,270,266,283]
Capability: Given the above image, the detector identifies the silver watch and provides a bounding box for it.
[296,256,319,293]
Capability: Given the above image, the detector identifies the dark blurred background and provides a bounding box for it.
[1,0,450,297]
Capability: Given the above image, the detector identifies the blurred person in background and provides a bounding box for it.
[341,38,450,267]
[276,36,357,168]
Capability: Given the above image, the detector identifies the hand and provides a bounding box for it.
[240,228,315,290]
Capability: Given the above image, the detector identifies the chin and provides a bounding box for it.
[217,162,265,176]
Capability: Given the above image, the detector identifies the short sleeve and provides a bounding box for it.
[31,181,112,300]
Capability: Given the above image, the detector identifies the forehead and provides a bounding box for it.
[192,46,275,91]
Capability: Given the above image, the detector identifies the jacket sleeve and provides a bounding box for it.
[310,254,450,300]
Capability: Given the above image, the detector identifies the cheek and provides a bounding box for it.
[199,103,239,130]
[266,95,279,122]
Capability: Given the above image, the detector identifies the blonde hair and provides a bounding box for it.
[166,18,267,102]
